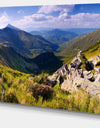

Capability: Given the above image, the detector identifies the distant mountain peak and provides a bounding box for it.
[6,24,20,31]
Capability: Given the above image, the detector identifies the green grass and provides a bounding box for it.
[0,44,38,73]
[83,42,100,59]
[57,29,100,64]
[0,64,100,114]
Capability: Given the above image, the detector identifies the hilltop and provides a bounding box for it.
[0,25,58,58]
[58,29,100,63]
[31,29,78,45]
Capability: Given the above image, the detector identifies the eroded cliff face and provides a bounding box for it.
[48,51,100,97]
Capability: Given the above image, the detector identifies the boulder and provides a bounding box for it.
[50,64,69,85]
[53,64,69,78]
[48,52,100,96]
[93,55,100,66]
[45,77,57,87]
[69,57,82,68]
[88,58,94,69]
[95,74,100,83]
[69,51,82,69]
[77,51,82,57]
[61,79,75,93]
[83,71,94,80]
[68,68,83,80]
[94,67,100,73]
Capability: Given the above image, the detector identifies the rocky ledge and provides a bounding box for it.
[48,51,100,97]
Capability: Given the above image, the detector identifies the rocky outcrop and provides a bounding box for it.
[48,51,100,97]
[83,71,94,80]
[93,55,100,66]
[48,64,69,85]
[69,51,82,68]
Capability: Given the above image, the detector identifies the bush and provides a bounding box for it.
[80,53,93,71]
[33,73,49,84]
[4,92,18,103]
[29,83,54,100]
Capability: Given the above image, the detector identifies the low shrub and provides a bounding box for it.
[80,53,93,71]
[4,92,18,103]
[33,73,49,84]
[29,83,54,100]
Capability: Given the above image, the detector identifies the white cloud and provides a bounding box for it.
[12,12,100,30]
[1,6,100,30]
[68,13,100,27]
[13,13,55,29]
[17,9,24,14]
[38,5,74,14]
[58,13,68,20]
[0,12,10,28]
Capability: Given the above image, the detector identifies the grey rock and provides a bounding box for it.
[53,64,69,78]
[93,55,100,66]
[70,57,82,68]
[95,74,100,83]
[48,53,100,96]
[83,71,94,80]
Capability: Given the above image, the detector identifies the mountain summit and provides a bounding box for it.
[0,25,58,58]
[6,24,20,31]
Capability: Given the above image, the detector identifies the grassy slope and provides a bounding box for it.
[0,64,100,114]
[0,44,63,74]
[57,29,100,64]
[83,42,100,59]
[33,52,63,74]
[0,44,38,73]
[31,29,78,45]
[0,27,58,58]
[58,33,87,52]
[57,36,81,52]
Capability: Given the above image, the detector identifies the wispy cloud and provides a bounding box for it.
[38,5,75,14]
[1,5,100,30]
[0,11,10,28]
[17,9,24,14]
[14,12,100,29]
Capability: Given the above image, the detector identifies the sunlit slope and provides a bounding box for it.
[0,44,38,73]
[58,29,100,63]
[83,42,100,59]
[0,26,58,58]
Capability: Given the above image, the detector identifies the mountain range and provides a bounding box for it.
[57,28,100,63]
[0,25,58,58]
[0,25,100,111]
[0,44,38,73]
[30,29,78,45]
[0,24,100,73]
[65,28,97,34]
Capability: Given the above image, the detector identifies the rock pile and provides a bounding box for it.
[48,51,100,96]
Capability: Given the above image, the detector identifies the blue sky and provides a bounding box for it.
[0,4,100,31]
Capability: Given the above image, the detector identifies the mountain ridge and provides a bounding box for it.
[30,29,78,45]
[0,44,39,73]
[58,28,100,63]
[0,26,58,58]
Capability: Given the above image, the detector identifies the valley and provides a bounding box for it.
[0,24,100,113]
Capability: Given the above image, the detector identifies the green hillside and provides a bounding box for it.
[58,29,100,63]
[58,36,81,52]
[83,42,100,59]
[0,27,58,58]
[0,63,99,114]
[31,29,78,45]
[0,44,62,74]
[0,44,38,73]
[33,52,62,74]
